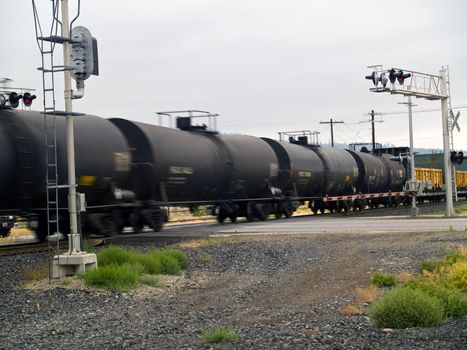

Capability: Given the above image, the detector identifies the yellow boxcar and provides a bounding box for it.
[415,168,467,191]
[456,170,467,190]
[415,168,443,190]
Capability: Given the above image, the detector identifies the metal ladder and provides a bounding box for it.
[32,0,66,256]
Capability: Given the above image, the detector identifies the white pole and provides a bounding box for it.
[440,68,454,217]
[407,96,419,216]
[62,0,80,252]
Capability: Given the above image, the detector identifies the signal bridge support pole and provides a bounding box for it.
[52,0,97,278]
[407,96,419,216]
[440,69,454,217]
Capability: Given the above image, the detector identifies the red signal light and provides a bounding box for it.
[23,92,36,107]
[456,151,464,165]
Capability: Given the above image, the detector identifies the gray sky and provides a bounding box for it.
[2,0,467,150]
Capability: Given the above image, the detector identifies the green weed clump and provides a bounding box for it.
[404,278,467,318]
[96,246,138,266]
[369,287,444,328]
[371,271,396,288]
[369,246,467,329]
[81,245,188,292]
[454,204,467,214]
[201,326,239,344]
[82,264,140,292]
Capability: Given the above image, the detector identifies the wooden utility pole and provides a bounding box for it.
[320,118,344,147]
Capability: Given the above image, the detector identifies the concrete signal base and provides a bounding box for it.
[52,253,98,278]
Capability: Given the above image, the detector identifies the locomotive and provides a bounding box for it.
[0,108,408,241]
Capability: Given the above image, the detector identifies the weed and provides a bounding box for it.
[81,246,188,292]
[454,204,467,214]
[396,271,414,283]
[82,264,140,292]
[60,277,71,286]
[139,274,161,288]
[448,225,455,232]
[341,304,363,316]
[200,253,213,263]
[22,264,49,282]
[201,326,239,344]
[418,260,438,273]
[369,287,444,328]
[404,278,467,318]
[177,237,233,249]
[153,247,189,269]
[96,246,138,267]
[355,285,379,303]
[371,271,396,288]
[444,261,467,292]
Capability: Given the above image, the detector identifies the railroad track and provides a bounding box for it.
[0,239,104,256]
[1,199,465,255]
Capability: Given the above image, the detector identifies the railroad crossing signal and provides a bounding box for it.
[8,92,22,108]
[450,151,464,165]
[365,71,388,88]
[449,110,461,132]
[23,92,36,107]
[387,69,411,85]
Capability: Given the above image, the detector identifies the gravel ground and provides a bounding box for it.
[0,230,466,349]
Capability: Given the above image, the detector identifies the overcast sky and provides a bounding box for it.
[2,0,466,150]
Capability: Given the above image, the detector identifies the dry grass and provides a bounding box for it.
[396,271,414,283]
[177,237,234,249]
[341,304,364,316]
[22,264,49,282]
[355,285,380,303]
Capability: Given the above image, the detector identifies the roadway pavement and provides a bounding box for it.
[136,215,467,239]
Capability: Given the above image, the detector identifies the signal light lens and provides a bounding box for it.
[456,151,464,165]
[8,92,23,108]
[397,71,411,85]
[23,92,36,107]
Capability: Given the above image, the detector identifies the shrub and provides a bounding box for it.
[371,271,396,288]
[82,264,140,292]
[418,260,438,274]
[444,261,467,292]
[404,278,467,318]
[201,326,239,344]
[369,287,444,328]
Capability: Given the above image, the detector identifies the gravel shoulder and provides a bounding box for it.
[0,230,466,349]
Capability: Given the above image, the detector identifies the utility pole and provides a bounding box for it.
[320,118,344,147]
[370,110,376,152]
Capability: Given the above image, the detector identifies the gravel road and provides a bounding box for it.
[0,230,466,349]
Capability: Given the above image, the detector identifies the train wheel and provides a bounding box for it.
[255,203,270,221]
[229,215,237,223]
[246,202,256,222]
[129,212,144,234]
[112,210,125,234]
[274,204,282,219]
[0,228,11,238]
[282,202,294,218]
[143,209,164,232]
[310,201,319,215]
[217,208,228,223]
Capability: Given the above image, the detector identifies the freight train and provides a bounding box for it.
[0,108,462,241]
